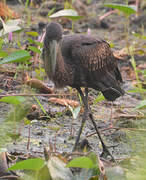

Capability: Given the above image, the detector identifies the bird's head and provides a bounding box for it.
[45,22,63,41]
[42,22,63,79]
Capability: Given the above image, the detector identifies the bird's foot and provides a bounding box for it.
[100,144,116,162]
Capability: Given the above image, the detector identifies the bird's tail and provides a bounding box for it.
[102,87,124,101]
[101,70,125,101]
[93,70,124,101]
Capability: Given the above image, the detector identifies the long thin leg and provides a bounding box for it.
[89,112,115,162]
[109,102,113,127]
[85,89,115,161]
[73,87,115,161]
[72,87,88,151]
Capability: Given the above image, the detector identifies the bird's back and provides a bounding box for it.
[59,34,124,101]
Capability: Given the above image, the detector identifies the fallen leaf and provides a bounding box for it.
[137,63,146,70]
[121,66,136,80]
[26,78,53,94]
[0,2,19,19]
[0,66,16,76]
[49,98,79,107]
[113,48,128,60]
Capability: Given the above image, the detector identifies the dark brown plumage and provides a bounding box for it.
[42,22,124,160]
[43,22,124,101]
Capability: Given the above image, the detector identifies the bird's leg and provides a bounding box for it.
[72,87,89,151]
[81,91,115,161]
[73,88,115,162]
[109,102,114,127]
[85,90,115,161]
[88,112,115,162]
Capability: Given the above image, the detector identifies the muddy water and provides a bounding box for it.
[105,114,146,180]
[120,116,146,180]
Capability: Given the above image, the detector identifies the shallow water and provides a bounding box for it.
[121,116,146,180]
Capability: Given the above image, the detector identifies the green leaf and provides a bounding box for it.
[0,50,31,64]
[0,148,7,153]
[134,100,146,110]
[128,88,146,93]
[49,9,83,20]
[93,93,105,105]
[37,164,51,180]
[66,156,94,169]
[24,119,31,125]
[88,153,100,175]
[28,46,41,54]
[8,158,45,171]
[6,102,32,122]
[0,38,4,49]
[33,96,48,115]
[103,3,136,16]
[141,35,146,40]
[27,38,43,47]
[26,31,39,37]
[109,42,115,48]
[0,51,8,58]
[48,7,56,17]
[88,152,98,165]
[68,105,81,119]
[73,105,81,119]
[141,70,146,76]
[0,96,26,105]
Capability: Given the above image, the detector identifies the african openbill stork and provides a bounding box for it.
[42,22,124,161]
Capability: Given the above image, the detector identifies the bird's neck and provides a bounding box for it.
[57,43,66,69]
[53,42,69,87]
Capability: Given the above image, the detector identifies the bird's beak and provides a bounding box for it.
[49,40,58,75]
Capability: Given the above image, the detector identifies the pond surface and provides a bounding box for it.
[106,114,146,180]
[120,116,146,180]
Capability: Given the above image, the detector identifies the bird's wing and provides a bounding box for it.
[71,38,116,71]
[70,36,124,101]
